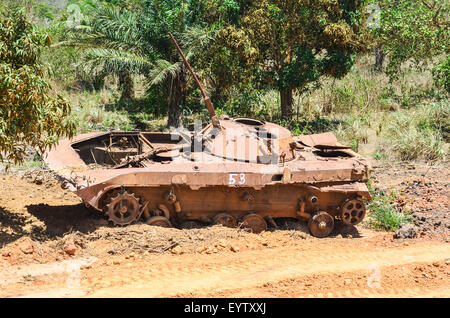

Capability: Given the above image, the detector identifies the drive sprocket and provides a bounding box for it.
[105,191,142,226]
[340,199,366,226]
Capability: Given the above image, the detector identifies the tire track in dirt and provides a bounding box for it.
[301,287,450,298]
[85,242,449,297]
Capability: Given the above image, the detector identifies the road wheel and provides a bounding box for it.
[308,211,334,238]
[214,213,237,228]
[146,216,171,227]
[241,213,267,234]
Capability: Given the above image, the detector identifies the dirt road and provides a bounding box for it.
[2,238,449,298]
[86,240,449,298]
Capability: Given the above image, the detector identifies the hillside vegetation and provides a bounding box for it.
[1,0,448,165]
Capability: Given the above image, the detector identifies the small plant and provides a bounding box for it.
[334,116,369,152]
[433,56,450,94]
[372,149,387,160]
[14,152,44,170]
[366,180,412,232]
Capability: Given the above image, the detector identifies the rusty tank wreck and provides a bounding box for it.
[43,34,372,238]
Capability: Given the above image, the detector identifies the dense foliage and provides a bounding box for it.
[370,0,449,82]
[0,0,448,164]
[0,9,75,164]
[214,0,367,120]
[60,0,216,127]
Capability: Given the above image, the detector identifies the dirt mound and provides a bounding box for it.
[1,220,313,269]
[0,174,99,245]
[372,163,450,241]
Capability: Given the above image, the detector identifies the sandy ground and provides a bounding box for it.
[0,162,448,298]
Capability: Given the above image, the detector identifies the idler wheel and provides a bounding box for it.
[106,191,142,226]
[308,211,334,238]
[241,213,267,234]
[146,216,172,227]
[340,199,366,225]
[214,213,237,228]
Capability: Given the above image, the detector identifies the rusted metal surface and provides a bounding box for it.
[42,35,374,237]
[43,120,372,237]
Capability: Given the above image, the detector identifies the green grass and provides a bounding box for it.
[59,90,134,133]
[72,103,134,133]
[372,149,387,160]
[366,180,413,232]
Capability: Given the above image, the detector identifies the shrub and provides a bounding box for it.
[366,180,412,232]
[433,56,450,94]
[0,9,75,164]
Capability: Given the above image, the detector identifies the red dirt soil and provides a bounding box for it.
[0,163,448,297]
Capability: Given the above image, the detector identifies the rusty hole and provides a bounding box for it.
[234,117,264,126]
[271,174,283,182]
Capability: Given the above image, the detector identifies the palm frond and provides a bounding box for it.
[148,59,181,86]
[62,31,145,55]
[62,3,151,59]
[182,26,215,56]
[90,4,143,48]
[81,48,154,74]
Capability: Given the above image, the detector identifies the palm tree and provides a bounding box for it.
[61,2,190,127]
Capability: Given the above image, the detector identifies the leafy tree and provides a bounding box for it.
[181,1,256,112]
[370,0,449,80]
[65,3,146,100]
[214,0,366,120]
[0,9,75,164]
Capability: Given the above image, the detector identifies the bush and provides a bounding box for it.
[0,9,75,164]
[366,181,412,232]
[433,56,450,94]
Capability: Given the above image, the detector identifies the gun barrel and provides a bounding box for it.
[168,32,220,128]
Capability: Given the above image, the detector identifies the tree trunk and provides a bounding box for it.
[92,74,105,91]
[374,46,385,73]
[280,87,293,121]
[119,72,134,100]
[167,73,184,128]
[167,97,182,128]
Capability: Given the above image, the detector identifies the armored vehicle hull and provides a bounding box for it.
[44,118,371,237]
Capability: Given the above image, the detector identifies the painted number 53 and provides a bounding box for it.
[229,173,246,185]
